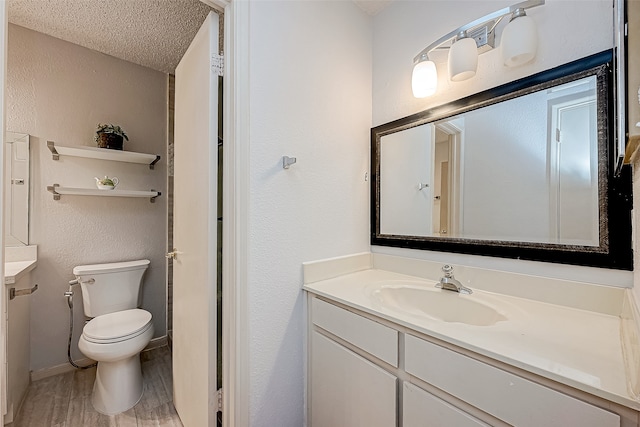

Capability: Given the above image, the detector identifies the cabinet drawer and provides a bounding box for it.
[405,335,619,427]
[312,297,398,367]
[403,382,489,427]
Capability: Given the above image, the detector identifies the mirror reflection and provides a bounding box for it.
[5,131,30,246]
[371,51,634,270]
[380,75,599,247]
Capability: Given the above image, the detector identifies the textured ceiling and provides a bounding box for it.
[353,0,393,16]
[7,0,214,74]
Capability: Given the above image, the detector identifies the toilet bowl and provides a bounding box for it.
[78,309,154,415]
[73,259,152,414]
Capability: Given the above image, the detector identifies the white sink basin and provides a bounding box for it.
[370,282,508,326]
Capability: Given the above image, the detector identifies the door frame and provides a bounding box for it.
[200,1,250,426]
[433,121,463,237]
[0,1,248,424]
[0,1,8,424]
[547,92,598,245]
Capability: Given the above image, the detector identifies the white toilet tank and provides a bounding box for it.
[73,259,150,317]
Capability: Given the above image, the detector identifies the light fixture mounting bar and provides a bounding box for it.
[413,0,544,64]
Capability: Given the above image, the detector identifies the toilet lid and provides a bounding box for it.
[83,309,152,343]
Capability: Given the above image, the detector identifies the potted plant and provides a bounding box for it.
[95,123,128,150]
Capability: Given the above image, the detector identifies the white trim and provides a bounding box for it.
[30,336,169,382]
[434,122,463,237]
[200,0,230,10]
[0,0,7,423]
[145,335,168,351]
[31,360,94,382]
[222,0,250,426]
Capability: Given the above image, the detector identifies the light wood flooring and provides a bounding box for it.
[10,346,183,427]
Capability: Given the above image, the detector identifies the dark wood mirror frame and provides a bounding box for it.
[371,50,633,270]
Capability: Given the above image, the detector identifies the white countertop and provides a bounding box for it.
[304,268,638,410]
[5,259,37,285]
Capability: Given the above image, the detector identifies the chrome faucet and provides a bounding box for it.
[436,265,472,295]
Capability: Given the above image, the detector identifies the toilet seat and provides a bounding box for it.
[83,309,152,344]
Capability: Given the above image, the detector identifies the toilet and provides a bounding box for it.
[74,259,154,415]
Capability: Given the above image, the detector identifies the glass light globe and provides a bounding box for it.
[412,60,438,98]
[502,14,538,67]
[448,37,478,82]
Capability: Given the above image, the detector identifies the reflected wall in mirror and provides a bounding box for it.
[372,51,633,270]
[5,131,30,246]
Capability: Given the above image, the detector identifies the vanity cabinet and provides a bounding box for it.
[309,298,397,427]
[308,294,627,427]
[404,334,620,427]
[403,382,489,427]
[4,271,33,424]
[310,331,396,427]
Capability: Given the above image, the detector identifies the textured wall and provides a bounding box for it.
[371,0,633,286]
[6,24,168,371]
[248,1,371,425]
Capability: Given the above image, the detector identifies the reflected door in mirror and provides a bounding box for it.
[4,132,30,246]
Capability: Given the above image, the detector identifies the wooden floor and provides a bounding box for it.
[10,346,183,427]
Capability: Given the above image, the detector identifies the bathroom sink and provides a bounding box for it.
[370,282,508,326]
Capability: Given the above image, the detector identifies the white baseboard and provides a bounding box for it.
[145,335,168,351]
[30,336,169,382]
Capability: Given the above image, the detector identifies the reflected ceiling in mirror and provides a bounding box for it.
[371,51,632,270]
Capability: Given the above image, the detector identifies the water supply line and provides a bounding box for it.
[64,279,97,370]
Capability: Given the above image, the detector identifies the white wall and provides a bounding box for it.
[630,0,640,316]
[462,93,549,241]
[247,1,371,425]
[7,24,168,371]
[629,0,640,140]
[371,0,632,285]
[373,0,613,125]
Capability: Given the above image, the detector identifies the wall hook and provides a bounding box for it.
[418,183,429,190]
[283,156,297,169]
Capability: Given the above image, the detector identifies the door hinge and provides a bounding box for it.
[212,53,224,77]
[556,128,561,143]
[215,388,223,412]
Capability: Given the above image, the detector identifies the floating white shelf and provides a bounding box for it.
[47,184,161,203]
[47,141,161,169]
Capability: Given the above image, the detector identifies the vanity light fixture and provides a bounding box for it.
[448,31,479,82]
[411,0,544,98]
[501,8,538,67]
[411,57,438,97]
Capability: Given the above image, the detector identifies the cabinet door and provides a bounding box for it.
[403,382,489,427]
[311,331,396,427]
[6,273,32,423]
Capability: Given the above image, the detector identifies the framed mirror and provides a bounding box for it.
[5,131,30,246]
[371,51,632,270]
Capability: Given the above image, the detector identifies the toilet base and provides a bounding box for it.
[92,354,143,415]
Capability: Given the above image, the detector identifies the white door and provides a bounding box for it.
[0,2,7,424]
[379,123,435,237]
[549,94,598,246]
[173,11,219,427]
